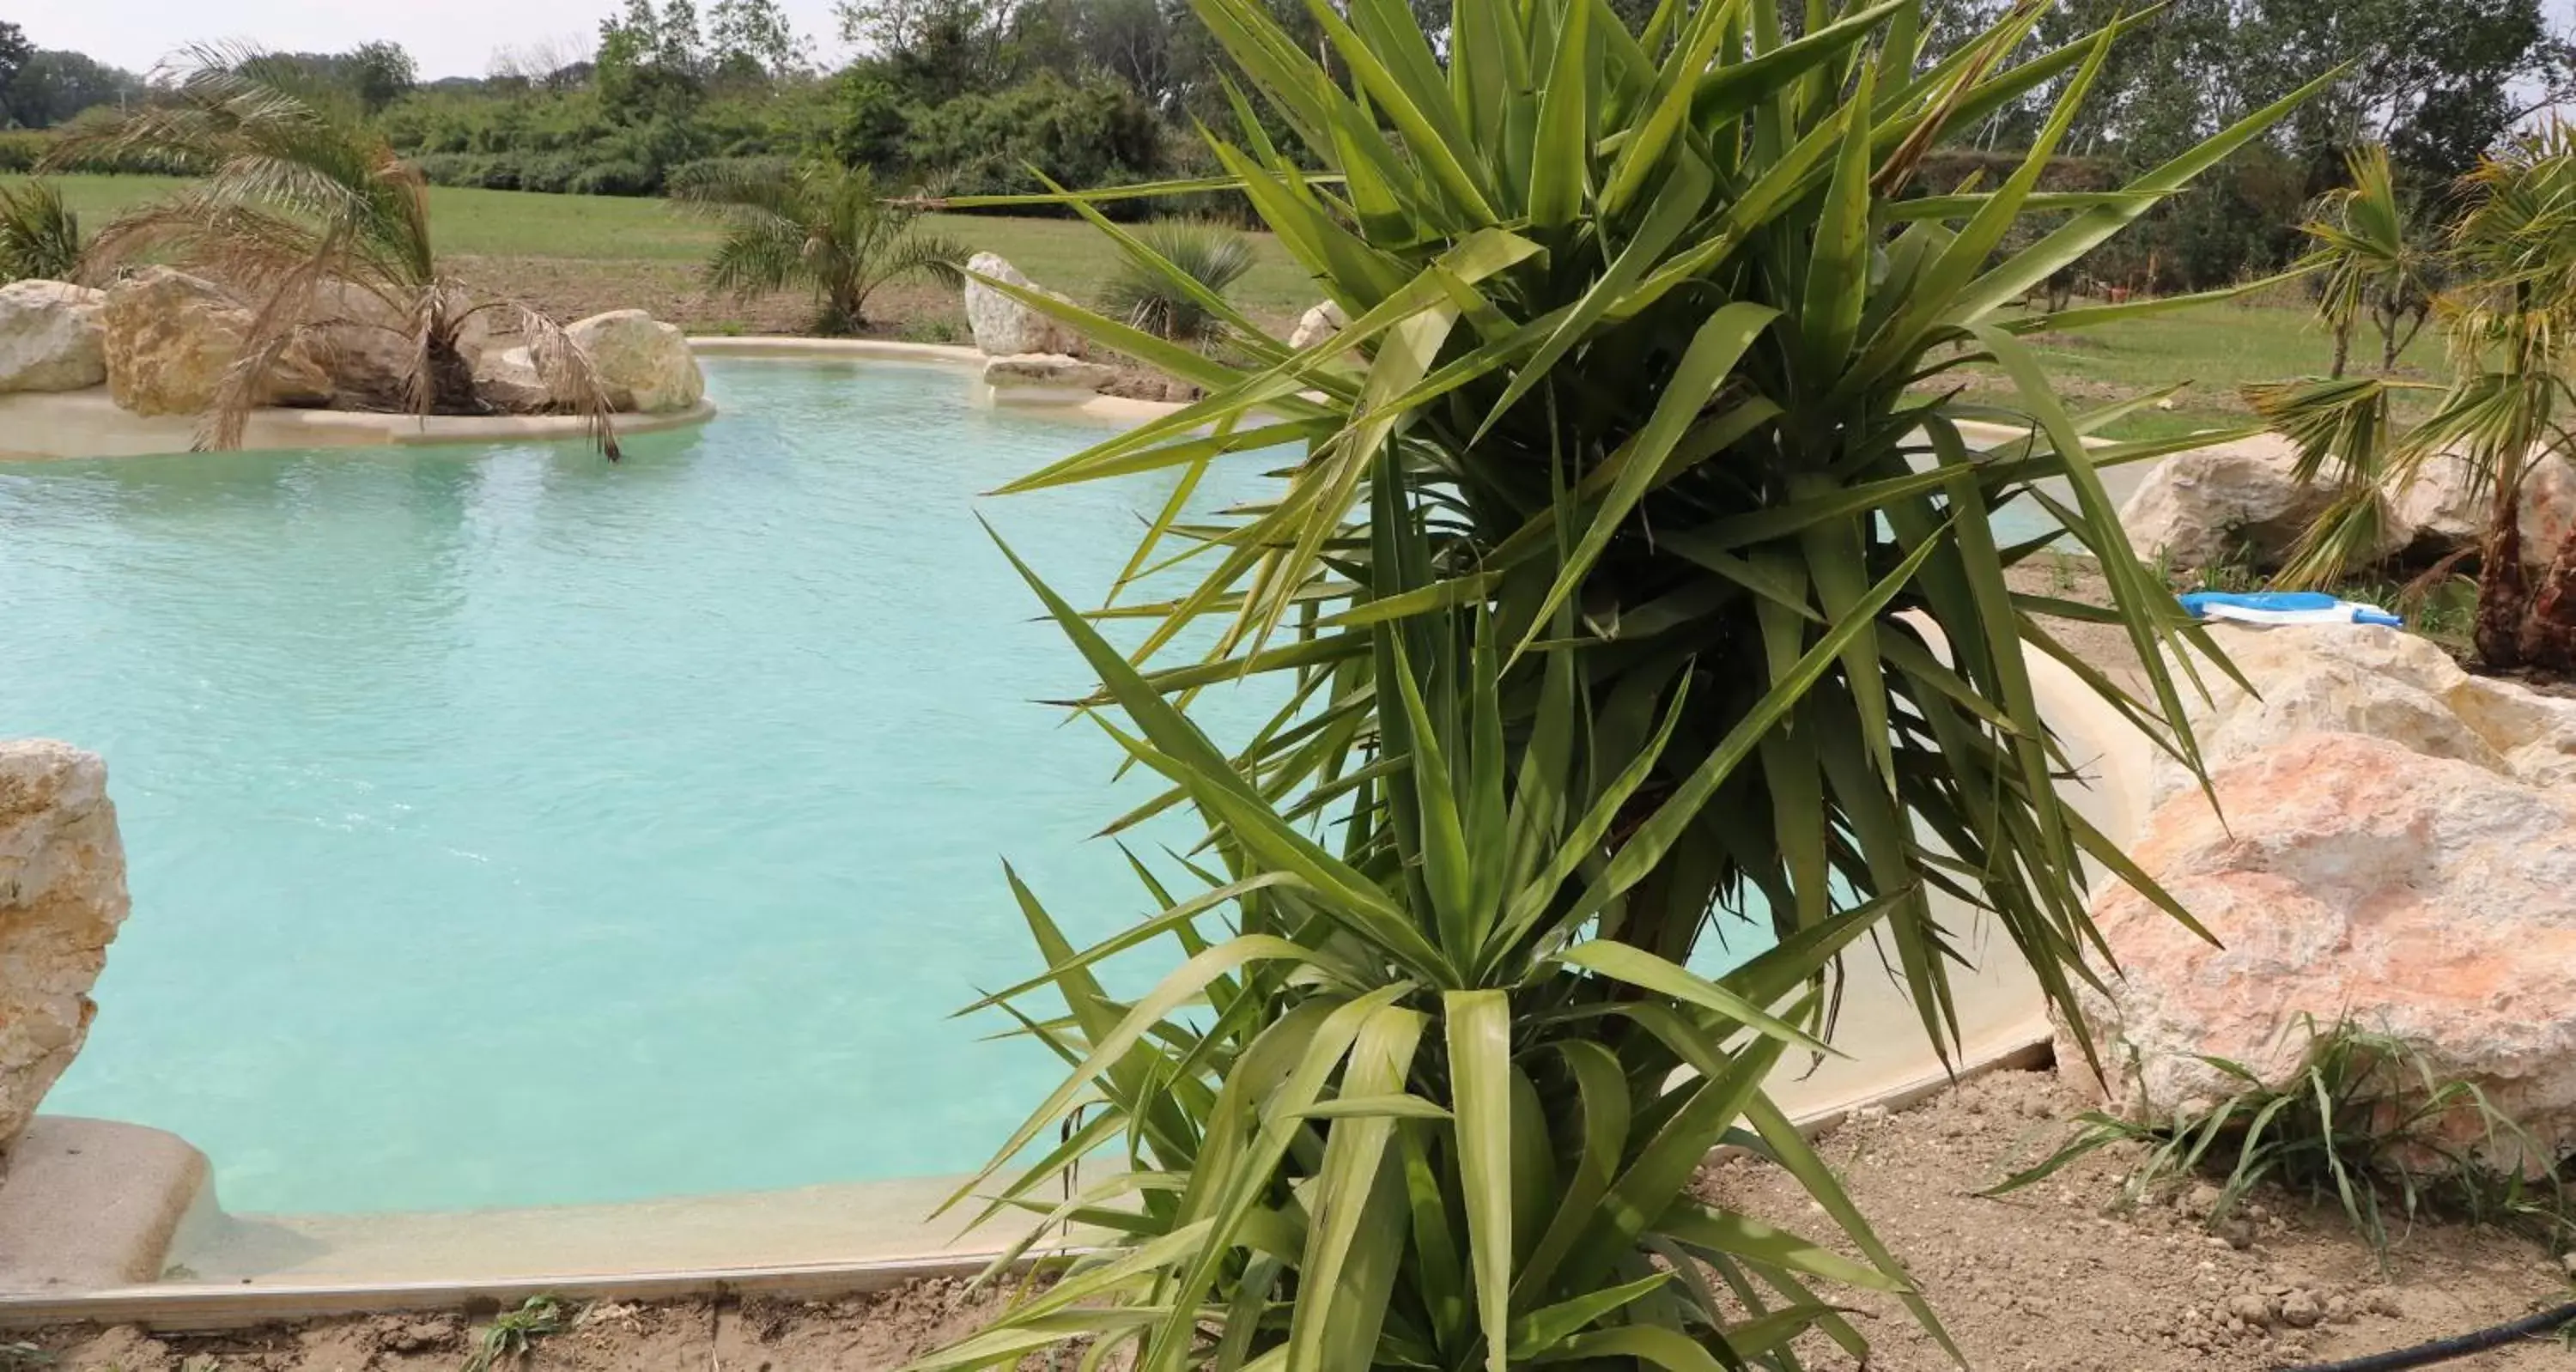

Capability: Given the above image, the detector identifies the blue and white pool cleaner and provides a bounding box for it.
[2177,590,2403,627]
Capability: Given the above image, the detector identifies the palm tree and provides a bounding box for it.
[670,160,969,336]
[0,179,83,283]
[2302,144,2436,378]
[2253,123,2576,669]
[1097,219,1253,348]
[49,46,617,453]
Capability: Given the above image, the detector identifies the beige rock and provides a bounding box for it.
[2393,449,2576,569]
[981,353,1117,392]
[100,267,331,416]
[297,280,495,410]
[2120,436,2409,573]
[471,345,554,413]
[565,310,703,414]
[962,252,1086,357]
[0,280,107,392]
[1288,299,1347,351]
[2153,625,2496,804]
[2162,623,2576,797]
[2068,732,2576,1156]
[0,741,131,1153]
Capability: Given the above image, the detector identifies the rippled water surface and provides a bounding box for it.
[3,360,1281,1214]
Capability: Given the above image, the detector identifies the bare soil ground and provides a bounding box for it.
[19,1068,2567,1372]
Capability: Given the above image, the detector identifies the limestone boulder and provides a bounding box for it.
[0,741,131,1153]
[100,267,331,416]
[565,310,703,415]
[472,345,554,413]
[298,280,495,411]
[2394,449,2576,570]
[2119,436,2409,573]
[963,252,1086,357]
[2067,732,2576,1156]
[0,280,107,392]
[981,353,1117,393]
[1288,299,1347,351]
[2156,623,2576,799]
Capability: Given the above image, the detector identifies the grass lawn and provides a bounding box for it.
[15,172,2437,435]
[20,173,1322,322]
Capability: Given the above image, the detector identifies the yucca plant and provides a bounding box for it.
[671,160,970,336]
[905,0,2337,1364]
[932,523,1945,1372]
[0,179,83,283]
[48,46,618,452]
[2251,122,2576,668]
[1100,220,1256,348]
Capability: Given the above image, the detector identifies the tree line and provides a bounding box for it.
[3,0,2571,288]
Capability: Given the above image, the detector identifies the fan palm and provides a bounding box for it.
[2252,123,2576,668]
[1099,219,1255,348]
[2304,144,2436,379]
[896,0,2330,1365]
[49,46,617,453]
[0,179,83,283]
[671,160,969,336]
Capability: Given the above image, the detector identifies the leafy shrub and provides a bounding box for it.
[1097,219,1250,346]
[895,70,1163,199]
[0,179,81,282]
[1994,1016,2573,1260]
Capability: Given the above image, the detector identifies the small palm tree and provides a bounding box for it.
[49,46,617,452]
[0,179,83,283]
[1097,219,1252,348]
[671,160,969,336]
[2302,144,2436,378]
[2252,123,2576,668]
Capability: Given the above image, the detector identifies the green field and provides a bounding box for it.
[23,173,1323,321]
[15,173,2437,436]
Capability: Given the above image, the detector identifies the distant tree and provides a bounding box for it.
[4,50,144,127]
[598,0,704,118]
[671,159,965,333]
[708,0,804,82]
[347,41,416,112]
[0,18,32,122]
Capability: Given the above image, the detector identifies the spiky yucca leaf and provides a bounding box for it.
[910,0,2335,1368]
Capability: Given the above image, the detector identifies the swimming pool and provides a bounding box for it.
[5,359,1290,1215]
[3,357,2069,1218]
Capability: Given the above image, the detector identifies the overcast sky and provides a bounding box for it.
[15,1,854,81]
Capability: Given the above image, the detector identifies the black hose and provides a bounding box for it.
[2276,1300,2576,1372]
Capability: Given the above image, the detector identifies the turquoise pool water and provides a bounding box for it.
[3,360,2050,1217]
[4,360,1287,1215]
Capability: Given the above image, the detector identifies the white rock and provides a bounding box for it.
[471,345,553,413]
[99,267,330,416]
[564,310,703,415]
[0,741,131,1153]
[962,252,1086,357]
[0,280,107,392]
[981,352,1116,393]
[2067,732,2576,1163]
[2393,449,2576,571]
[1288,299,1347,351]
[2119,436,2409,573]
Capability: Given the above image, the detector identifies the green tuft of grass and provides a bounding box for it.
[1991,1015,2573,1266]
[460,1296,570,1372]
